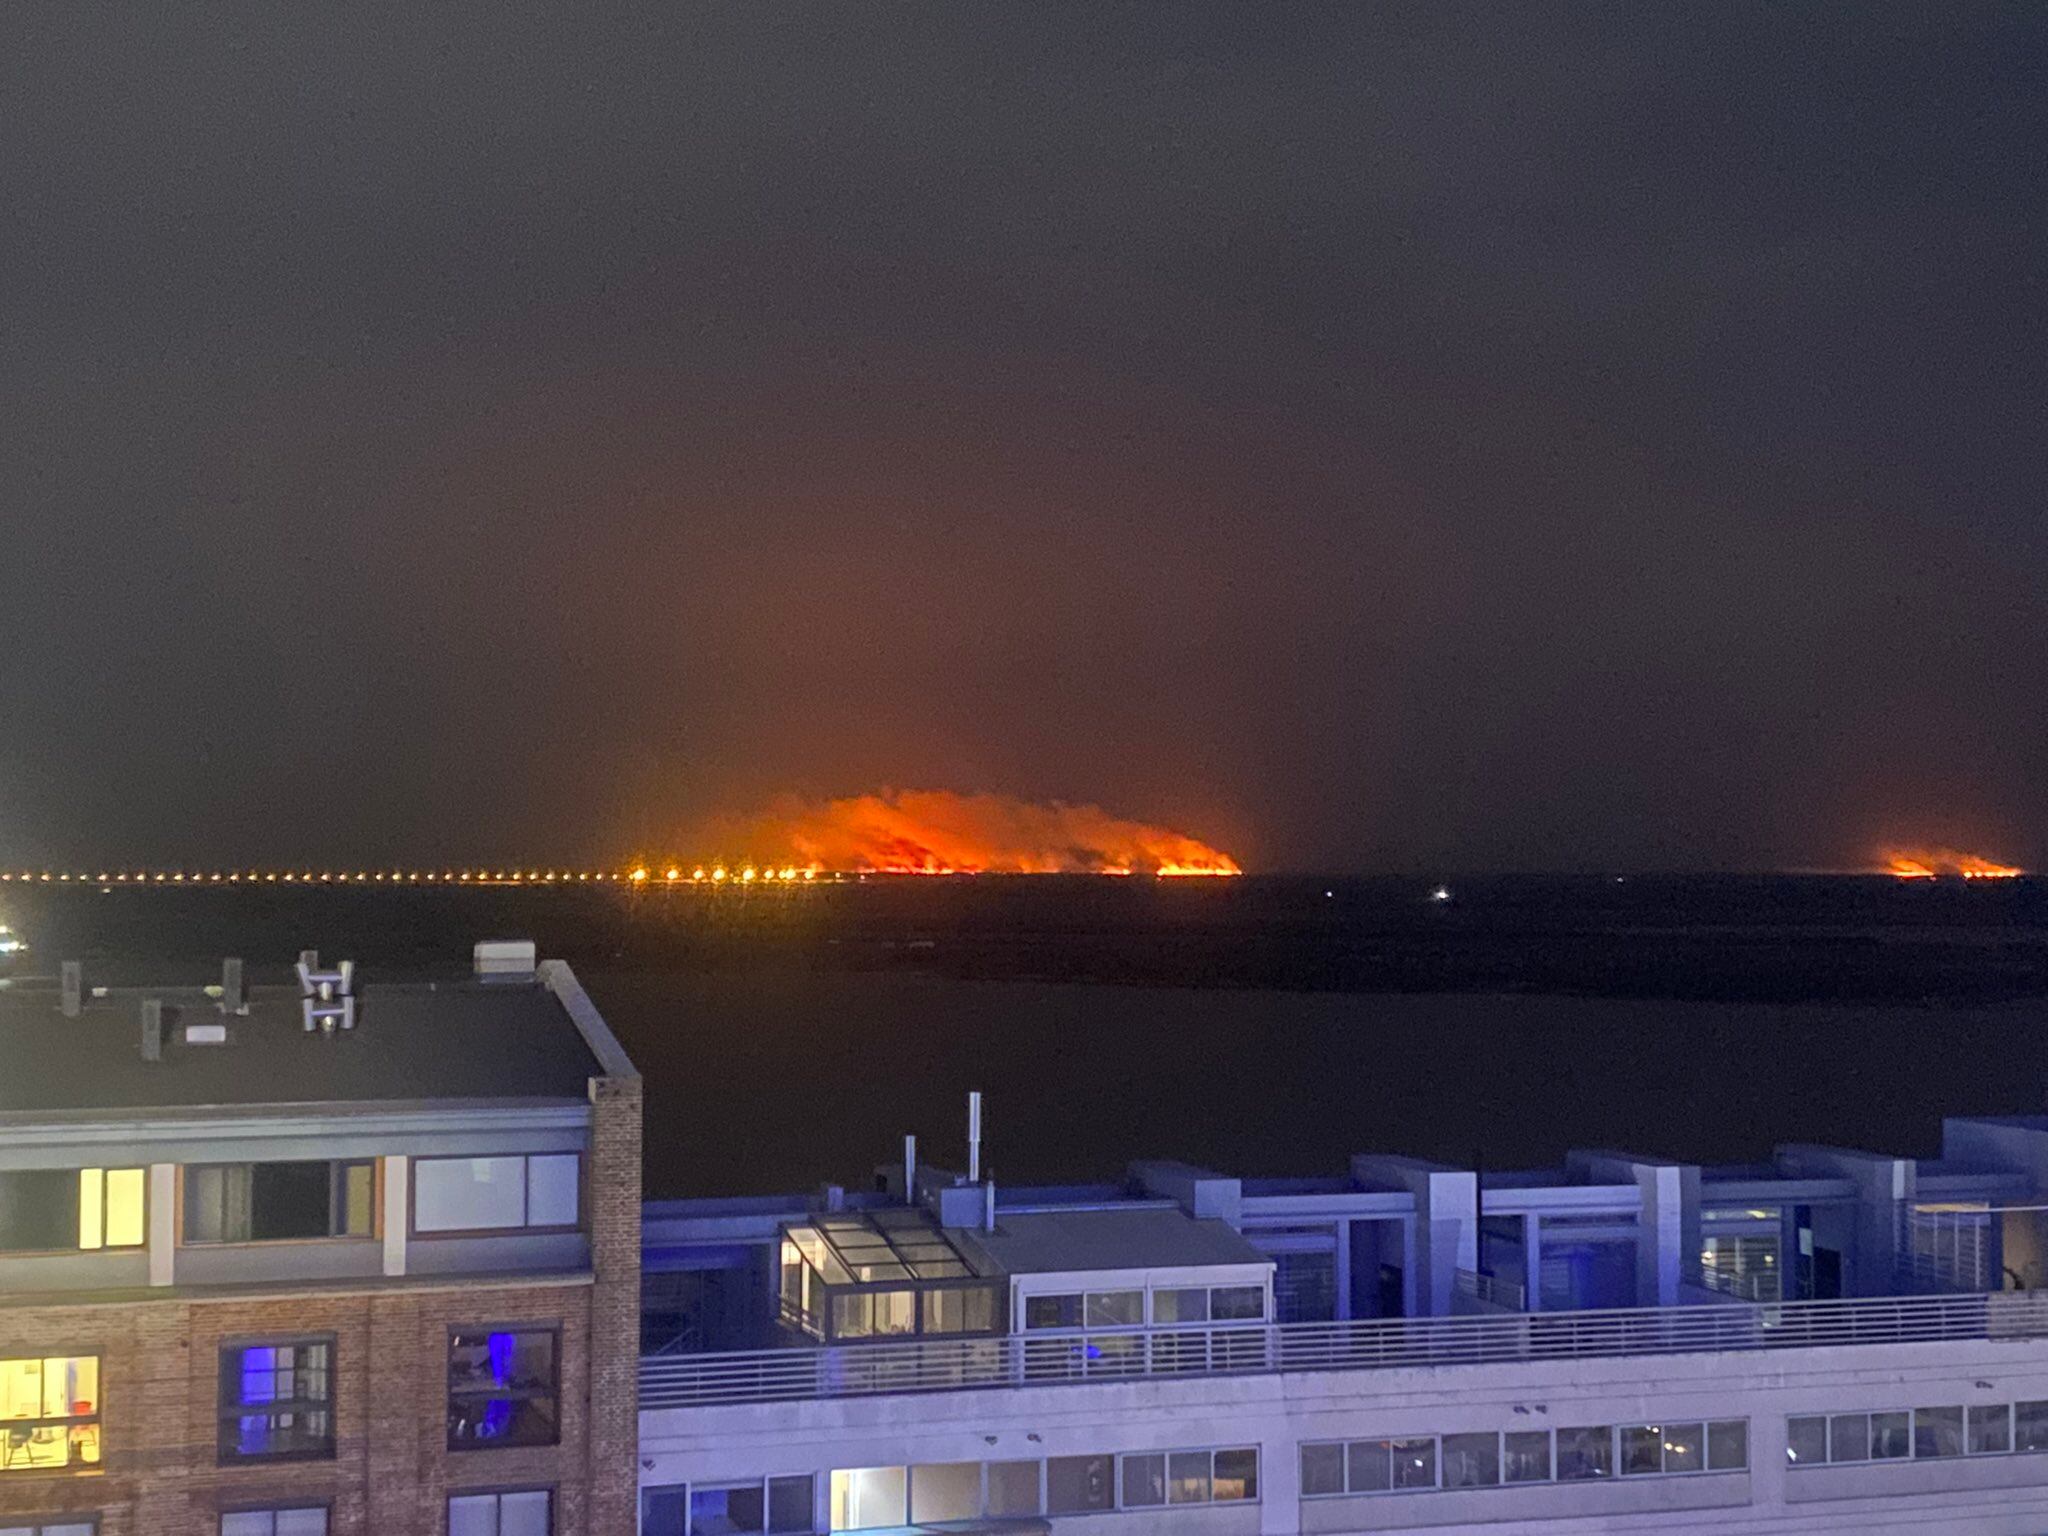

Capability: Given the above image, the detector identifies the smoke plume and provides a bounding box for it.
[698,790,1242,876]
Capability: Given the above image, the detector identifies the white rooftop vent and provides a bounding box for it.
[474,939,537,982]
[183,1022,228,1045]
[297,952,356,1034]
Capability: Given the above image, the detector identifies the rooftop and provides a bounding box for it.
[0,971,607,1116]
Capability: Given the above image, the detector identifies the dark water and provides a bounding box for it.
[4,876,2045,1196]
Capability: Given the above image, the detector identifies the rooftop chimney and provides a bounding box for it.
[140,998,163,1062]
[61,961,82,1018]
[474,939,537,982]
[221,957,245,1014]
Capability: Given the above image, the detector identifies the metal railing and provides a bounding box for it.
[1455,1267,1528,1311]
[640,1290,2048,1410]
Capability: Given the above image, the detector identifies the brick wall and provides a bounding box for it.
[0,1068,645,1536]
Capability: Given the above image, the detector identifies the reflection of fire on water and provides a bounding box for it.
[681,789,1243,877]
[1882,848,2024,880]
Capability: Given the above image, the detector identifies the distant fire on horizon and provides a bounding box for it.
[1880,847,2024,880]
[675,789,1243,878]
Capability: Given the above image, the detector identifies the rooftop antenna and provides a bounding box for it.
[967,1091,983,1184]
[140,998,163,1062]
[60,961,82,1018]
[221,957,245,1015]
[903,1134,918,1204]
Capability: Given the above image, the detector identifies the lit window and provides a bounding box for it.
[78,1168,146,1250]
[447,1329,559,1450]
[0,1355,101,1473]
[217,1341,333,1462]
[907,1463,979,1525]
[184,1162,373,1243]
[829,1467,906,1530]
[414,1156,579,1234]
[221,1510,329,1536]
[447,1488,551,1536]
[0,1169,142,1253]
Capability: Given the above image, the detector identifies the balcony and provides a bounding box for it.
[640,1290,2048,1410]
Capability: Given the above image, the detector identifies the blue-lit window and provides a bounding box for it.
[447,1328,559,1451]
[216,1340,333,1462]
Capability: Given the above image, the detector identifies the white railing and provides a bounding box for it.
[640,1291,2048,1410]
[1455,1268,1528,1311]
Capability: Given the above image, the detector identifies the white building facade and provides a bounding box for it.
[637,1115,2048,1534]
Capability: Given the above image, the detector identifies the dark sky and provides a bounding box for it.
[3,5,2044,873]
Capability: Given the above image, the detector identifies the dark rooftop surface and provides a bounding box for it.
[0,979,601,1114]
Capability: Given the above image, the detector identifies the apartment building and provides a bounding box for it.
[0,942,640,1536]
[637,1109,2048,1534]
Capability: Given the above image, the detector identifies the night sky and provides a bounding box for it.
[4,6,2044,873]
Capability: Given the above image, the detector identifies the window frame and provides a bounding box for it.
[0,1520,99,1536]
[218,1504,331,1536]
[1301,1421,1746,1497]
[0,1352,105,1476]
[0,1168,145,1256]
[216,1335,337,1465]
[445,1485,554,1536]
[180,1160,378,1247]
[1791,1402,2032,1466]
[446,1324,563,1453]
[411,1155,584,1239]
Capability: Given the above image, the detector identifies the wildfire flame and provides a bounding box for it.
[1881,848,2024,880]
[689,789,1242,877]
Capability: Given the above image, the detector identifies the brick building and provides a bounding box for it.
[0,943,640,1536]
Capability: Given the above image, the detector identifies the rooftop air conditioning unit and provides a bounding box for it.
[474,939,537,982]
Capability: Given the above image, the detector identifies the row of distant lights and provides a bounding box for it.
[0,867,827,886]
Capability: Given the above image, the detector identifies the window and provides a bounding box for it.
[1389,1437,1435,1490]
[184,1162,372,1244]
[1167,1450,1210,1504]
[1915,1406,1964,1459]
[0,1169,142,1253]
[920,1288,995,1335]
[1119,1453,1164,1507]
[641,1488,687,1536]
[1152,1288,1208,1324]
[1504,1431,1551,1482]
[1211,1286,1266,1321]
[1556,1426,1612,1480]
[642,1478,812,1536]
[986,1462,1039,1518]
[1793,1406,1977,1466]
[828,1468,905,1531]
[447,1329,559,1450]
[1085,1291,1143,1328]
[691,1485,765,1535]
[1620,1423,1703,1475]
[1300,1443,1344,1496]
[1211,1448,1258,1501]
[1708,1420,1748,1471]
[447,1489,550,1536]
[415,1156,578,1234]
[2020,1400,2048,1453]
[221,1510,328,1536]
[77,1169,145,1250]
[1045,1455,1111,1514]
[217,1340,333,1462]
[1346,1440,1391,1492]
[1023,1295,1081,1330]
[0,1522,97,1536]
[1442,1432,1499,1487]
[0,1355,101,1473]
[908,1464,979,1525]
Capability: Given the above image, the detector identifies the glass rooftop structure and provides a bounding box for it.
[779,1210,1003,1343]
